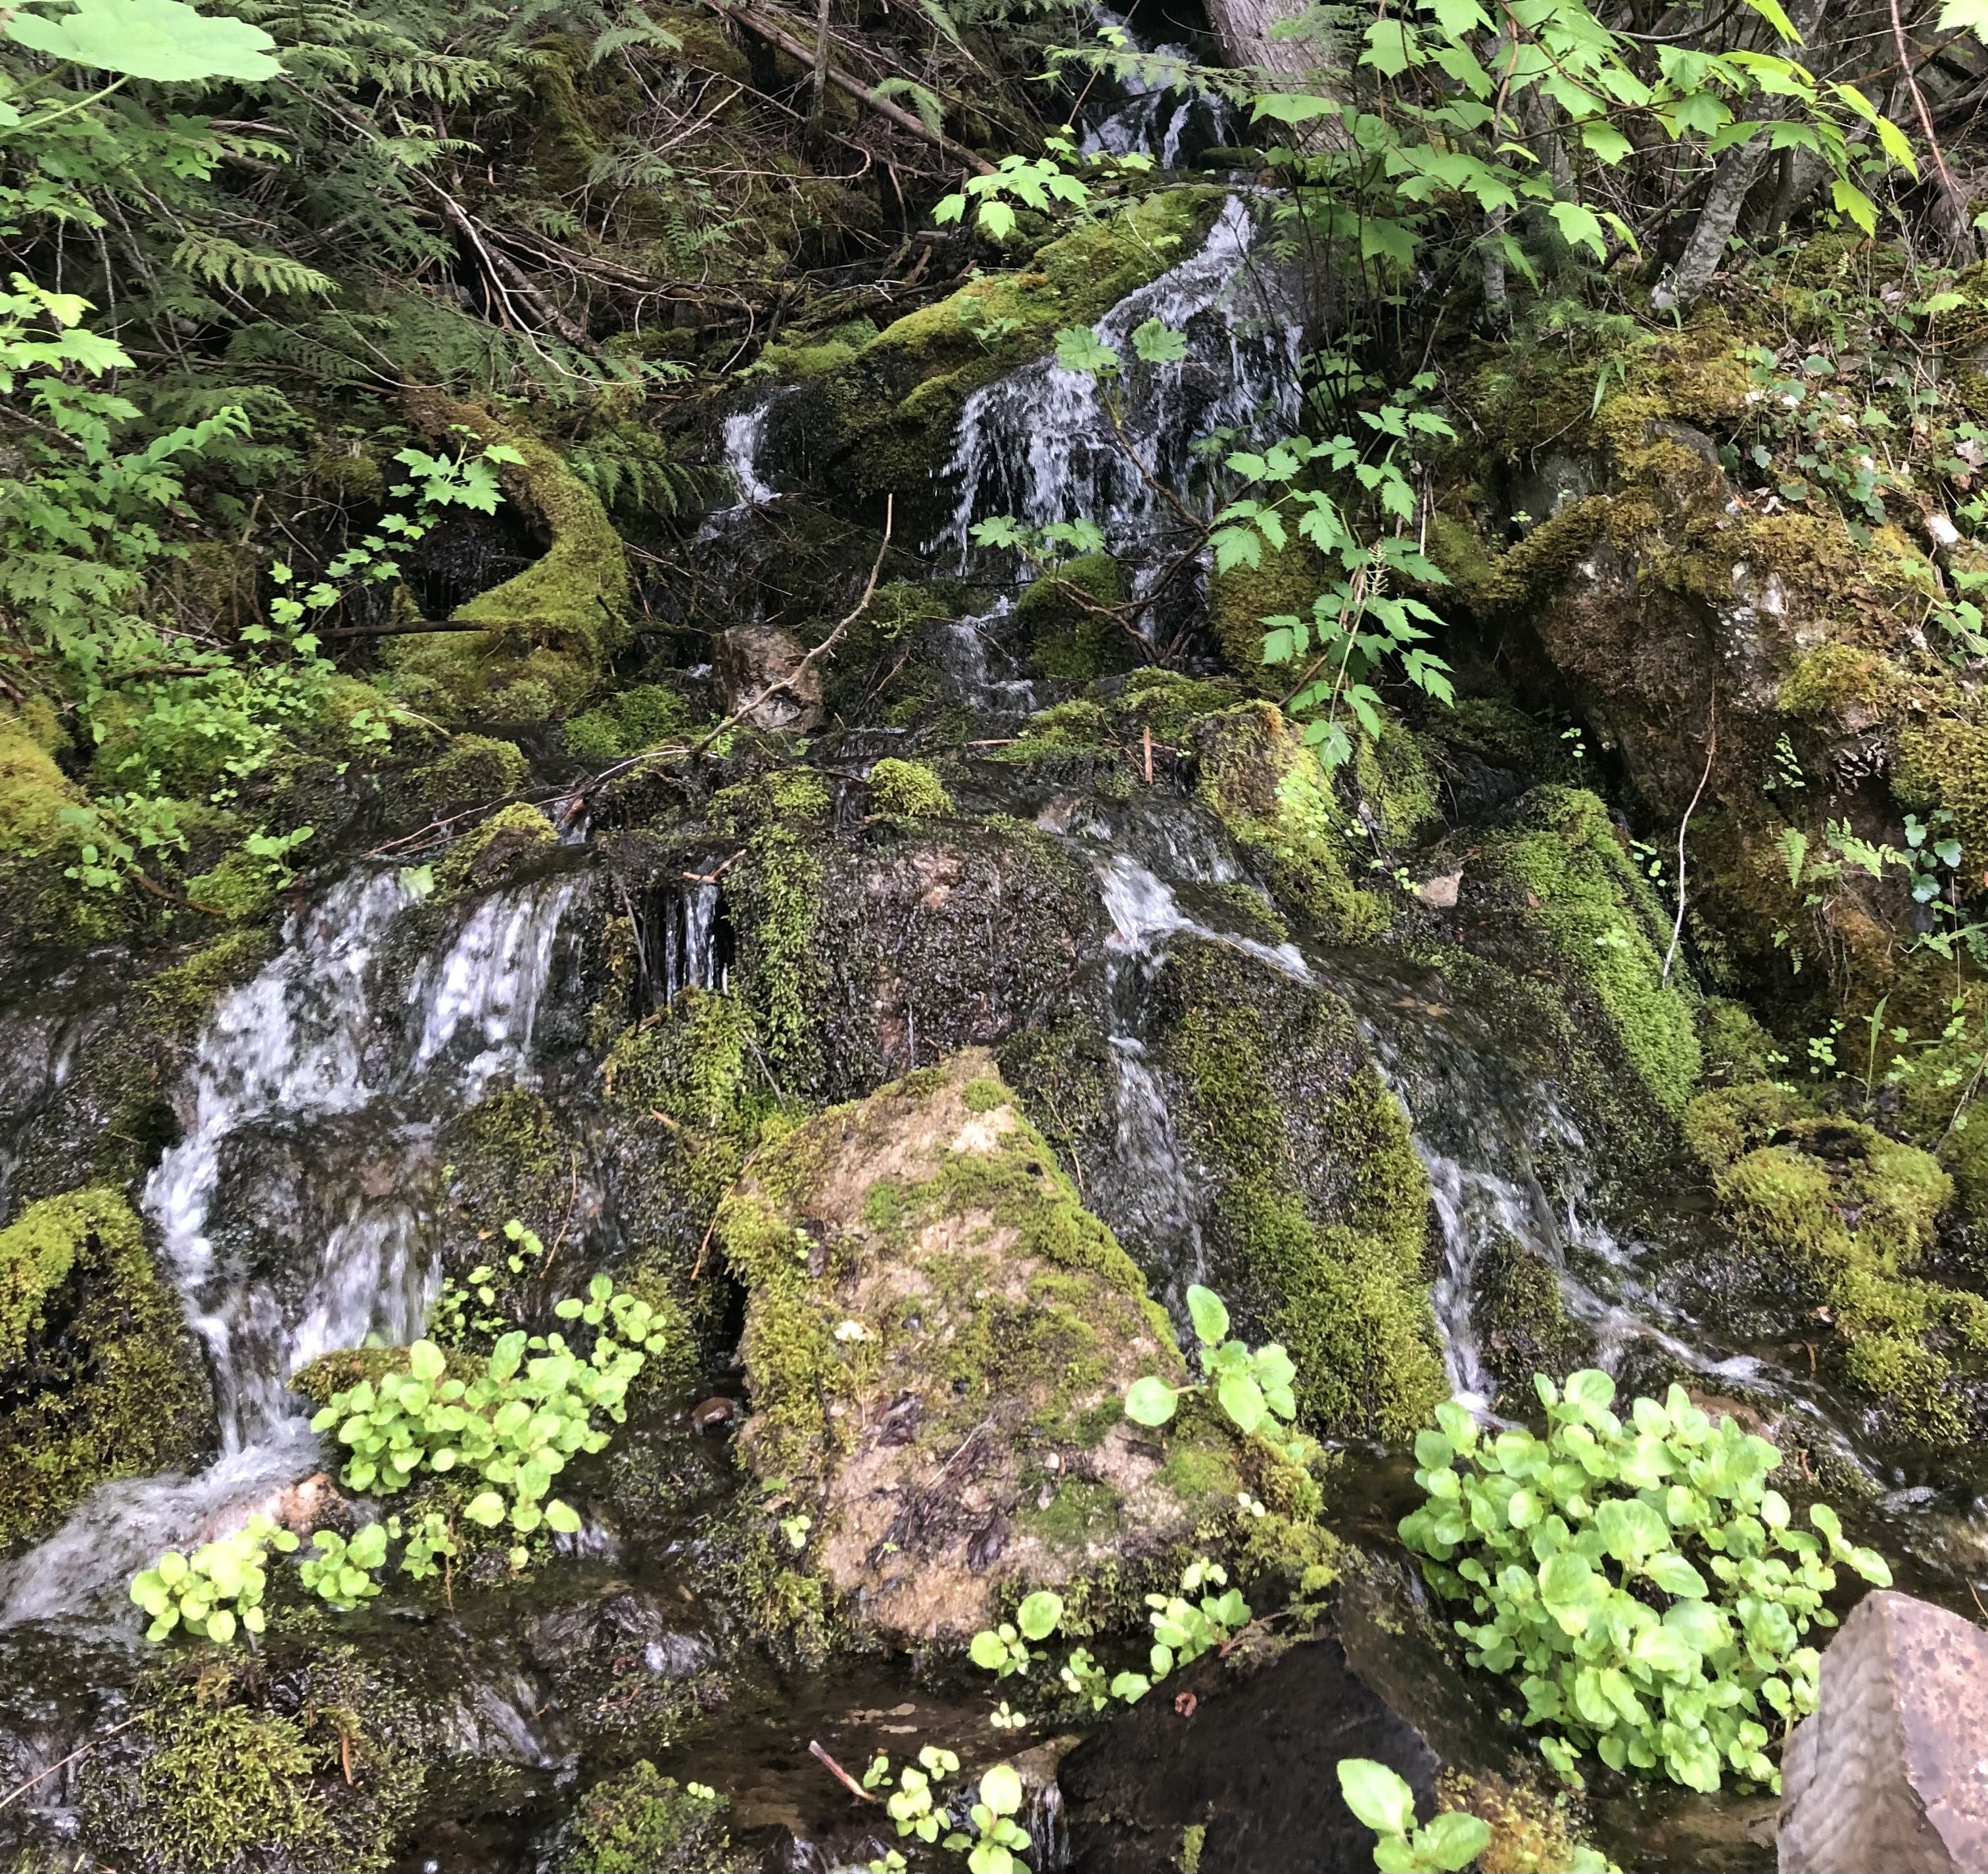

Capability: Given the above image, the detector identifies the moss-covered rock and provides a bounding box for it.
[1471,785,1701,1119]
[0,1187,212,1547]
[1016,553,1139,682]
[383,397,632,723]
[1191,701,1391,943]
[79,1652,428,1874]
[717,1048,1252,1643]
[566,1761,752,1873]
[433,801,558,893]
[563,685,694,760]
[1148,941,1447,1440]
[418,733,531,806]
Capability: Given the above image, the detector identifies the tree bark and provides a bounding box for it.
[1653,0,1828,311]
[1203,0,1333,83]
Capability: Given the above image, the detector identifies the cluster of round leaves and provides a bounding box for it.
[1399,1373,1892,1794]
[130,1513,296,1644]
[861,1750,1031,1874]
[1124,1285,1302,1447]
[310,1317,648,1567]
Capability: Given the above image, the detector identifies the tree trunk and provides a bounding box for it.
[1203,0,1332,83]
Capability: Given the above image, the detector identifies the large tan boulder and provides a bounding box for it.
[1778,1590,1988,1873]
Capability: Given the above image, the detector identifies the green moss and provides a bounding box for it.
[0,1187,210,1546]
[747,315,879,385]
[79,1655,425,1874]
[1697,996,1784,1088]
[1699,1113,1970,1441]
[1480,785,1701,1118]
[181,847,285,923]
[0,705,124,946]
[433,801,557,894]
[1778,642,1895,722]
[140,926,274,1033]
[1155,943,1446,1440]
[563,685,693,759]
[1472,1231,1584,1400]
[419,734,530,805]
[1016,553,1138,681]
[1204,540,1323,690]
[1191,701,1390,943]
[383,398,631,722]
[866,757,953,818]
[569,1761,750,1873]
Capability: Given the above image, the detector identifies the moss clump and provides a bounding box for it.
[1472,1232,1585,1401]
[433,801,557,893]
[568,1761,751,1874]
[0,703,122,946]
[866,757,952,818]
[1191,701,1390,943]
[1697,996,1784,1087]
[1895,709,1988,858]
[1479,785,1701,1118]
[563,684,694,759]
[419,733,530,805]
[383,397,632,722]
[0,1187,211,1545]
[79,1654,426,1874]
[1204,540,1323,691]
[1015,553,1137,681]
[181,847,286,924]
[722,786,827,1089]
[1688,1097,1976,1441]
[1154,941,1446,1440]
[1778,642,1895,722]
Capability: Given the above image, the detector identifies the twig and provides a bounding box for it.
[809,1739,882,1802]
[688,495,893,755]
[701,0,997,174]
[0,1718,140,1814]
[1661,691,1717,987]
[1889,0,1976,258]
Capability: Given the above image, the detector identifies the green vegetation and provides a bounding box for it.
[1400,1374,1891,1795]
[569,1764,750,1874]
[1337,1760,1494,1874]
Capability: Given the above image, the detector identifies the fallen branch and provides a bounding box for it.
[1889,0,1977,260]
[703,0,997,174]
[0,1717,140,1814]
[809,1739,882,1803]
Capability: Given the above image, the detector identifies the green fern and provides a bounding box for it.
[171,235,337,298]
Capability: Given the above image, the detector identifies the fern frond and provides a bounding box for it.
[870,77,946,136]
[170,235,337,298]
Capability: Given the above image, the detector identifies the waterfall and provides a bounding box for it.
[1077,11,1229,168]
[698,390,788,541]
[0,868,579,1628]
[931,601,1038,716]
[659,879,724,1003]
[932,195,1303,578]
[1108,1038,1207,1306]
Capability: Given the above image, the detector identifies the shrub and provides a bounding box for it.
[1398,1372,1890,1794]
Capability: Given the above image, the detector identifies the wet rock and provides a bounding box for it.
[691,1395,739,1433]
[718,1047,1252,1644]
[1059,1626,1440,1873]
[1778,1589,1988,1874]
[713,625,823,732]
[1416,869,1462,909]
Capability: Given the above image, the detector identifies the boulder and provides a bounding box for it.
[713,624,822,732]
[716,1048,1250,1643]
[1778,1590,1988,1873]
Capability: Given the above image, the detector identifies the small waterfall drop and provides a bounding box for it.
[659,879,724,1004]
[698,390,787,540]
[0,867,580,1628]
[1077,12,1229,168]
[932,195,1302,576]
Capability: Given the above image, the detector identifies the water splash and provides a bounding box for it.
[698,391,787,540]
[932,195,1302,580]
[1078,11,1229,168]
[932,601,1038,716]
[1108,1038,1207,1304]
[1095,851,1308,981]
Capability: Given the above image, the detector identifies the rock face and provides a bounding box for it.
[717,1048,1248,1643]
[1778,1590,1988,1873]
[713,624,822,732]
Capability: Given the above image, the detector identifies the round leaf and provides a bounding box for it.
[7,0,281,82]
[1017,1590,1063,1641]
[1185,1285,1229,1346]
[978,1764,1024,1817]
[1124,1376,1177,1426]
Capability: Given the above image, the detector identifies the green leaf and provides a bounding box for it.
[1186,1286,1230,1346]
[1018,1591,1063,1641]
[978,1764,1024,1817]
[1124,1376,1178,1426]
[970,1631,1010,1670]
[1217,1370,1267,1434]
[7,0,281,81]
[1336,1758,1416,1837]
[1548,201,1608,261]
[1053,327,1120,377]
[1131,319,1187,364]
[1417,1810,1493,1872]
[465,1491,507,1528]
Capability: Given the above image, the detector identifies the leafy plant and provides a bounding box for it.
[1123,1284,1302,1447]
[296,1520,388,1609]
[130,1514,298,1643]
[968,1589,1064,1677]
[1398,1374,1891,1793]
[1336,1760,1491,1874]
[1108,1557,1249,1704]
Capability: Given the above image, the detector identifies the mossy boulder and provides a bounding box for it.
[1190,700,1390,943]
[1016,553,1139,682]
[717,1048,1250,1644]
[433,801,558,893]
[1469,785,1700,1119]
[0,702,124,950]
[0,1186,212,1547]
[1686,1085,1983,1441]
[567,1761,752,1873]
[563,684,694,760]
[812,188,1218,501]
[383,397,631,723]
[417,733,531,807]
[1147,940,1448,1441]
[865,756,952,818]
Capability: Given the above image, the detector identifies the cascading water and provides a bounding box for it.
[698,390,788,542]
[1077,12,1229,168]
[0,867,579,1628]
[932,195,1304,586]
